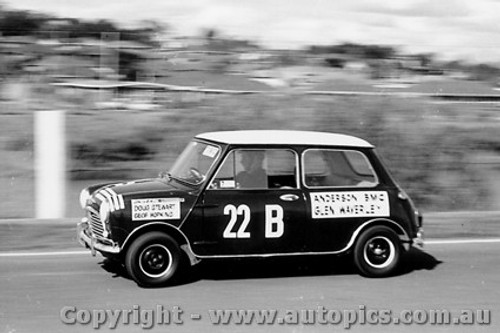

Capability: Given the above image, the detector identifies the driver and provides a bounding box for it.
[236,150,267,189]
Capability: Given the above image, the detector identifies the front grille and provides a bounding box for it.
[88,207,106,239]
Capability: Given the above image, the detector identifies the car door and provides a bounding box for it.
[302,148,389,252]
[194,148,307,256]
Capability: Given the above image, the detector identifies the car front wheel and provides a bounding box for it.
[125,232,181,287]
[354,226,401,277]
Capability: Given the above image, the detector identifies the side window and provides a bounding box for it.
[210,149,297,190]
[303,149,377,188]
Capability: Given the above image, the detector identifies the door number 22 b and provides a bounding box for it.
[223,204,284,239]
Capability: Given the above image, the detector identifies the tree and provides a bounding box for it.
[416,53,434,67]
[308,43,397,59]
[0,9,46,35]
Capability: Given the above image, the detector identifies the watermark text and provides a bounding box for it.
[60,305,491,329]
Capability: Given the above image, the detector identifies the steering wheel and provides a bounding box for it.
[189,167,204,182]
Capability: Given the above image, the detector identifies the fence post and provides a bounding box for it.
[34,110,66,219]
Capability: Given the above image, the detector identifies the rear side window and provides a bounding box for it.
[303,149,377,188]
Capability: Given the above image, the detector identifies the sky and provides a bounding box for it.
[3,0,500,63]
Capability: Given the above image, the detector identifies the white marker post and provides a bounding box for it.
[34,110,66,219]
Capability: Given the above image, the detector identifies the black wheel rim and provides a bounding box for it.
[139,244,173,278]
[363,236,395,268]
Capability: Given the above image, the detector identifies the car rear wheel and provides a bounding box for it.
[125,232,181,287]
[354,226,401,277]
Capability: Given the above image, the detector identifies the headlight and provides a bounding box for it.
[99,201,111,223]
[79,189,90,209]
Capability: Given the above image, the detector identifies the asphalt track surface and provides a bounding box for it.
[1,225,500,332]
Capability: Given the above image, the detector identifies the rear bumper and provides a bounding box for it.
[77,219,120,256]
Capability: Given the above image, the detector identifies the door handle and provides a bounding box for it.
[280,194,299,202]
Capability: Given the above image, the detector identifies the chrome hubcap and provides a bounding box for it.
[364,236,395,269]
[139,244,172,278]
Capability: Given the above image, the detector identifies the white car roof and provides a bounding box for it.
[196,130,373,148]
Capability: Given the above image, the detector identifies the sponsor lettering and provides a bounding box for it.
[132,198,181,221]
[311,191,389,218]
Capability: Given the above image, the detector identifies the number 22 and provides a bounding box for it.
[223,204,250,238]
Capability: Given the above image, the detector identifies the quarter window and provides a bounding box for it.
[210,149,298,190]
[303,149,377,188]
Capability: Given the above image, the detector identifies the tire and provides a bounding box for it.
[125,232,181,287]
[353,226,401,277]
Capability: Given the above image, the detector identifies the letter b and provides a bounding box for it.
[265,205,284,238]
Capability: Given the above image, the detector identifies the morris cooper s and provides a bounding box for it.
[77,130,423,287]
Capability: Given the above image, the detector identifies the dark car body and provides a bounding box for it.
[77,130,423,286]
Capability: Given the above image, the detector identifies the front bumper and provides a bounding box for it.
[412,227,424,249]
[77,219,120,256]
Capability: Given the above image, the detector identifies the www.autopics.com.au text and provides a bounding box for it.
[60,305,491,329]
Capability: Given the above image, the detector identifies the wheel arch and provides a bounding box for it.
[120,222,191,259]
[348,218,410,252]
